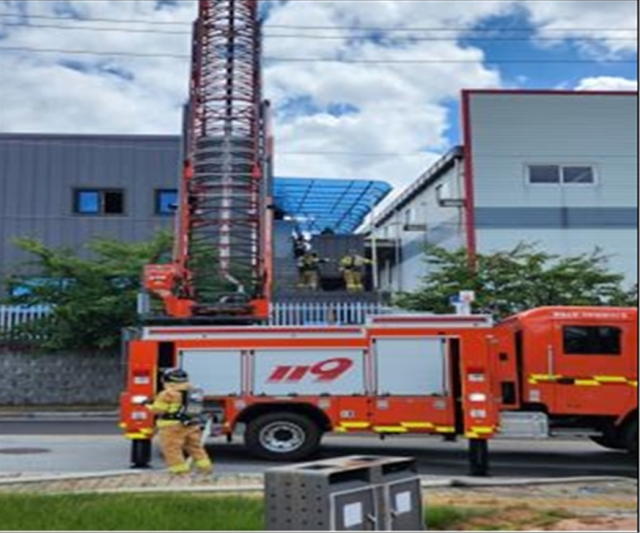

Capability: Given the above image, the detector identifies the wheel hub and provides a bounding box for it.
[260,422,305,453]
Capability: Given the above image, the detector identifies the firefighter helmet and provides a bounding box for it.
[162,368,189,384]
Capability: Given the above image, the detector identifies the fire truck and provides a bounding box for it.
[120,306,638,474]
[119,0,638,475]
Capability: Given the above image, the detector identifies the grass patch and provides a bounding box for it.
[0,494,265,531]
[0,493,576,531]
[425,505,492,530]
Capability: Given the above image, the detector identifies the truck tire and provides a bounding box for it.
[245,412,321,461]
[589,435,625,450]
[130,439,152,468]
[624,419,638,456]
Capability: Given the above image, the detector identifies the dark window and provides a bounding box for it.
[528,165,596,185]
[562,325,622,355]
[528,165,560,184]
[155,189,178,215]
[562,166,595,184]
[74,189,125,215]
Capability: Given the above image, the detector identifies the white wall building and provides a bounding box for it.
[370,90,638,294]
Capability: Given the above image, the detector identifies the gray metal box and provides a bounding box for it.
[265,455,424,531]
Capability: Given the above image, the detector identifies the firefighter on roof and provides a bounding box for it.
[340,252,371,292]
[297,251,328,290]
[147,368,213,475]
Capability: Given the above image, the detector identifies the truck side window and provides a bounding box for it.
[562,325,622,355]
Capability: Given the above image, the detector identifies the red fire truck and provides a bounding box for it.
[120,305,638,474]
[122,2,637,475]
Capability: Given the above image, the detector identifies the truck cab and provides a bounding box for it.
[493,307,638,454]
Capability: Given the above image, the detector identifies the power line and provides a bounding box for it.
[0,139,636,160]
[2,22,638,42]
[0,46,636,64]
[0,12,637,32]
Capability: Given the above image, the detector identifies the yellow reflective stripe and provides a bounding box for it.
[373,426,408,433]
[339,422,371,429]
[465,432,479,439]
[469,426,494,435]
[400,422,434,429]
[594,376,627,383]
[629,381,638,388]
[435,426,456,434]
[151,400,170,410]
[334,427,348,433]
[530,374,561,382]
[575,380,601,387]
[125,433,151,440]
[157,419,181,428]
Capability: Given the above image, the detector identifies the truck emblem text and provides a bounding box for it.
[268,358,354,383]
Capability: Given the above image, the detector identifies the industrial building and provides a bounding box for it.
[0,132,390,300]
[1,90,637,300]
[371,90,638,293]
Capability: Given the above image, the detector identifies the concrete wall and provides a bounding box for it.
[0,351,123,406]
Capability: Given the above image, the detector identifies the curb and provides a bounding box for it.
[0,411,119,420]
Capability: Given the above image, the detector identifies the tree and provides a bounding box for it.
[395,243,637,318]
[3,232,172,352]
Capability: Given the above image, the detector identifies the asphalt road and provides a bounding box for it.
[0,420,637,479]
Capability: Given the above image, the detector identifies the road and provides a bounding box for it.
[0,420,636,479]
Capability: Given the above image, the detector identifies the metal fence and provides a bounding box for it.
[269,301,390,326]
[0,301,389,336]
[0,305,50,335]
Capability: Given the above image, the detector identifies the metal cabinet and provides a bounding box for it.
[265,455,424,531]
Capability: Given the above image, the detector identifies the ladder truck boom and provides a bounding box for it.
[144,0,271,322]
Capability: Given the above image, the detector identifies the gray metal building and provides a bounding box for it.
[0,133,182,293]
[370,90,638,293]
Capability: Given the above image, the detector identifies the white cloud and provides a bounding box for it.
[575,76,638,91]
[522,0,638,56]
[0,0,637,195]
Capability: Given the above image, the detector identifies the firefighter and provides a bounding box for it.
[340,252,371,292]
[297,251,327,290]
[147,368,213,476]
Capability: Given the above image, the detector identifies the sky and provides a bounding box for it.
[0,0,637,196]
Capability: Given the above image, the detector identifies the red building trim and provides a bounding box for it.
[461,90,478,270]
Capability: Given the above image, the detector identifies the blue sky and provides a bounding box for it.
[0,0,637,193]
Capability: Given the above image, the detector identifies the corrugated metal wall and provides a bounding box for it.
[0,133,181,293]
[467,92,638,283]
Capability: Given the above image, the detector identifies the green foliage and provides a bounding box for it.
[3,232,172,352]
[395,243,637,318]
[0,494,265,531]
[425,505,490,530]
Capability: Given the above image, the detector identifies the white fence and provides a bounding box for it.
[0,302,389,336]
[0,305,51,336]
[269,301,389,326]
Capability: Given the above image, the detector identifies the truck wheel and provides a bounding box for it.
[624,419,638,456]
[245,412,321,461]
[130,439,152,468]
[589,435,625,450]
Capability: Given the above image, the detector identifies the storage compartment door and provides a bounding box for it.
[374,338,447,395]
[179,349,243,396]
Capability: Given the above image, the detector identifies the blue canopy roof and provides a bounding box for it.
[273,178,392,234]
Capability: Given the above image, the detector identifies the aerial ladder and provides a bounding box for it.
[144,0,272,323]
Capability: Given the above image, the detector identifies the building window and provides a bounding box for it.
[74,189,125,215]
[527,165,596,186]
[562,325,622,356]
[156,189,178,215]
